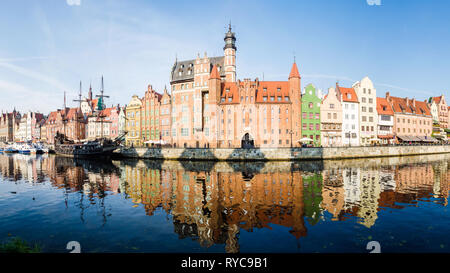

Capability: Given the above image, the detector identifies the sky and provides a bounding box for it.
[0,0,449,114]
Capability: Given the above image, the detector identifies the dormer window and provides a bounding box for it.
[277,88,281,92]
[347,93,351,100]
[228,97,232,102]
[226,88,230,93]
[263,96,267,102]
[263,88,267,92]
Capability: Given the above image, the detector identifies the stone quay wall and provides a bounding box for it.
[118,145,450,161]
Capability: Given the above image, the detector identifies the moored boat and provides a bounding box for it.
[54,132,120,158]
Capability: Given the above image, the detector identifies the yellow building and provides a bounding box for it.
[125,95,143,146]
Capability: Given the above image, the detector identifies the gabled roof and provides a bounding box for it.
[432,96,442,104]
[339,86,358,103]
[220,82,239,104]
[66,108,81,120]
[376,97,394,115]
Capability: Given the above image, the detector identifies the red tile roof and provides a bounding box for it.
[414,100,431,116]
[99,107,119,118]
[339,87,358,103]
[220,82,240,104]
[432,96,442,104]
[219,80,291,104]
[389,96,431,116]
[255,81,290,103]
[376,97,394,115]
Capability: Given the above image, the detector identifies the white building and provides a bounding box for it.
[353,77,378,145]
[337,84,360,146]
[376,97,395,144]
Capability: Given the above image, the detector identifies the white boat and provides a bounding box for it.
[15,142,32,154]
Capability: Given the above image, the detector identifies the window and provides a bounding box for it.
[270,96,275,101]
[309,102,313,109]
[330,104,335,109]
[263,96,267,102]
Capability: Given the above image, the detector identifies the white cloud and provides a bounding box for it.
[66,0,81,6]
[0,61,71,94]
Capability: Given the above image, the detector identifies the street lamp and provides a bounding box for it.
[289,130,293,148]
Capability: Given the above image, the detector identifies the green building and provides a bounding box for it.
[301,84,321,146]
[303,172,323,226]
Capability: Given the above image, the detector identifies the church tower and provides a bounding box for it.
[224,23,236,82]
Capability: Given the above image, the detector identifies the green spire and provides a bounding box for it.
[97,96,104,111]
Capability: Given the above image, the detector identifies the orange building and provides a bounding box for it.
[386,92,433,142]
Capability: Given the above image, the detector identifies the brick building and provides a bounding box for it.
[386,92,433,143]
[169,25,302,148]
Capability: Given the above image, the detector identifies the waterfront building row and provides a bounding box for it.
[122,25,449,148]
[2,25,450,147]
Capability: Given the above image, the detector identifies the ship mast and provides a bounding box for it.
[62,91,68,137]
[73,81,84,142]
[95,76,110,140]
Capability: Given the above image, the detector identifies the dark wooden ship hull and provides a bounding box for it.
[54,143,118,158]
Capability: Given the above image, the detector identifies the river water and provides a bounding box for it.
[0,153,448,253]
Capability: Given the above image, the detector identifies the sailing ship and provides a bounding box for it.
[54,77,124,157]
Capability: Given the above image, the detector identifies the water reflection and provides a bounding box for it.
[0,153,449,252]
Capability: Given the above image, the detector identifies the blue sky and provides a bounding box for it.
[1,0,449,114]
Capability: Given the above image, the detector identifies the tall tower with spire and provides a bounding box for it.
[289,61,302,147]
[224,23,237,82]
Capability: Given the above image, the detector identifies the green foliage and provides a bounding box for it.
[0,237,41,253]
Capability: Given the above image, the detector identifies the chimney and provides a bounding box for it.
[405,97,409,106]
[412,98,416,107]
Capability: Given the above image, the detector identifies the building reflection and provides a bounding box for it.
[0,153,449,252]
